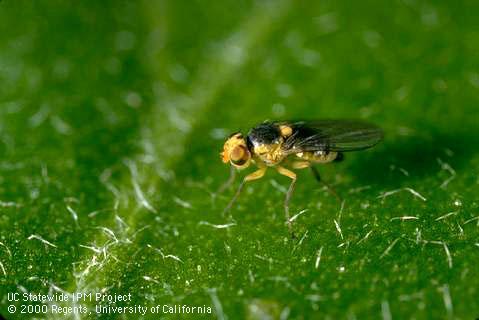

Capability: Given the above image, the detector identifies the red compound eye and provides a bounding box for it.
[230,146,245,161]
[230,146,249,166]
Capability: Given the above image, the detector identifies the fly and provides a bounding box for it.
[220,120,383,230]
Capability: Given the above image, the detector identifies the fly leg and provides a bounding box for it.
[276,166,297,232]
[216,165,236,194]
[310,166,342,202]
[222,166,267,217]
[291,161,311,170]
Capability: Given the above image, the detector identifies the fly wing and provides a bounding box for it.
[278,120,383,153]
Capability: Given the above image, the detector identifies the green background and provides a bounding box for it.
[1,1,479,319]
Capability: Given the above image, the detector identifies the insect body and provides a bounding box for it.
[220,120,383,229]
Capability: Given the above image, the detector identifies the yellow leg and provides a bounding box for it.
[244,167,267,181]
[292,161,311,169]
[222,166,267,216]
[276,166,297,231]
[277,166,296,180]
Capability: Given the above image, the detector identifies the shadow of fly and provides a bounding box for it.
[220,120,383,231]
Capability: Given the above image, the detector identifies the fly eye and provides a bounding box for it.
[230,146,249,166]
[230,146,245,161]
[231,158,247,166]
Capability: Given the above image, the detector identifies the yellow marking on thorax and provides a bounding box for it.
[254,143,287,166]
[279,125,293,138]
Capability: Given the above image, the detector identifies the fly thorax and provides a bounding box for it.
[253,141,285,165]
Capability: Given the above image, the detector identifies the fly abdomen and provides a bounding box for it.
[296,150,338,163]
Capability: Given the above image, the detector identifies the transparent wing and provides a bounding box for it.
[277,120,383,153]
